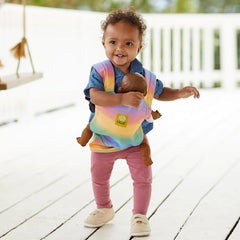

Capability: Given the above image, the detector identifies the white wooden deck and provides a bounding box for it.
[0,89,240,240]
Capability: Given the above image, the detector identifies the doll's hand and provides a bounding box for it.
[122,92,144,108]
[152,110,162,120]
[179,87,200,99]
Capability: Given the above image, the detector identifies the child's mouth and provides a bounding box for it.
[116,54,125,58]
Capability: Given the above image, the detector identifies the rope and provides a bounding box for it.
[10,0,36,77]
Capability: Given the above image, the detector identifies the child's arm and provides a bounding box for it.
[154,86,200,101]
[90,87,144,108]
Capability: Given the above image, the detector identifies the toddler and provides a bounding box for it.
[82,8,200,237]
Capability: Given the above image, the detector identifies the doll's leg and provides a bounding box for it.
[91,151,115,208]
[76,122,92,147]
[139,136,153,166]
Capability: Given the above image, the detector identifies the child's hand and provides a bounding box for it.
[179,87,200,99]
[122,91,144,108]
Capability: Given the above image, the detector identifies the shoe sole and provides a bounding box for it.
[131,231,150,237]
[84,222,105,228]
[84,214,115,228]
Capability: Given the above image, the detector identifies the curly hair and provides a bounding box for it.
[101,8,147,41]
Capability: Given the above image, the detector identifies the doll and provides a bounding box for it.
[76,72,161,166]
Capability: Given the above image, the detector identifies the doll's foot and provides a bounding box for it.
[76,137,87,147]
[142,156,153,166]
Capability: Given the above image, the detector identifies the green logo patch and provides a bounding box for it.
[115,113,129,127]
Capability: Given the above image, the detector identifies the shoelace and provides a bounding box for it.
[90,209,105,216]
[132,216,148,225]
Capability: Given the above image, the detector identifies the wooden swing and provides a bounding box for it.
[0,0,43,91]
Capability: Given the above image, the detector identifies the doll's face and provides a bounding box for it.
[119,72,147,95]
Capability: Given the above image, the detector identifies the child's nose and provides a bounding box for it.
[116,43,125,51]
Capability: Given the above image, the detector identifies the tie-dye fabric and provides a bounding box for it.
[89,60,156,153]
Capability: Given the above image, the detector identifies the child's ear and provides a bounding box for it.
[102,41,105,47]
[137,44,143,54]
[119,87,123,93]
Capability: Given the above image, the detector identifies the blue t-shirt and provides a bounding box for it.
[84,58,163,135]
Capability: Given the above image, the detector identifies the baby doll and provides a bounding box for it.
[76,72,161,166]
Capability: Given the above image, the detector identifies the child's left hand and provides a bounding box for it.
[179,87,200,99]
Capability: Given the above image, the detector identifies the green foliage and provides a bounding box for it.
[198,0,240,13]
[6,0,240,13]
[213,81,222,88]
[6,0,155,12]
[174,0,197,13]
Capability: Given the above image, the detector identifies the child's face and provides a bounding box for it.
[102,21,142,74]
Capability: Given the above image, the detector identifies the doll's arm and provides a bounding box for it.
[90,87,144,108]
[154,87,200,101]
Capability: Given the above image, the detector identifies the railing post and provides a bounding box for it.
[220,18,237,90]
[202,26,214,88]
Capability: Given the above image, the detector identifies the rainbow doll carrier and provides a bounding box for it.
[89,60,156,153]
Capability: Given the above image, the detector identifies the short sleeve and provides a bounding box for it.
[83,67,105,99]
[154,79,164,97]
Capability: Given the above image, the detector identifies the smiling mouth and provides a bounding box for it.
[115,54,125,58]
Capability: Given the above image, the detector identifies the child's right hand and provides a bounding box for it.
[121,92,144,108]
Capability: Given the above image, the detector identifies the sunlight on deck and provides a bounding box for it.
[0,89,240,240]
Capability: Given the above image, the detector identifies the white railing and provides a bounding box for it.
[0,4,240,123]
[142,14,240,89]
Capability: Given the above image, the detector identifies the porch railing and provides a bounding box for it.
[0,4,240,123]
[141,14,240,89]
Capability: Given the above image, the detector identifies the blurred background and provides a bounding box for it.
[5,0,240,13]
[0,0,240,125]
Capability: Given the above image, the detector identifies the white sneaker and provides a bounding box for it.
[84,207,115,228]
[130,214,151,237]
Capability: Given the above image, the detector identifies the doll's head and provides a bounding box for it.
[119,72,147,96]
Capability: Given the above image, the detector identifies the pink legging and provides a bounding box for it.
[91,145,152,215]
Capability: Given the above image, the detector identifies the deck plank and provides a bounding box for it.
[0,174,91,238]
[228,218,240,240]
[0,144,87,213]
[0,90,240,240]
[176,158,240,240]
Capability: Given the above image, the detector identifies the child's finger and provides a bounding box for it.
[193,88,200,98]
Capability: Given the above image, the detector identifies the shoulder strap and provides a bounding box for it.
[93,60,115,93]
[144,69,156,108]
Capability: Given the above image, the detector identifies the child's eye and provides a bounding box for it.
[110,40,116,44]
[126,42,133,46]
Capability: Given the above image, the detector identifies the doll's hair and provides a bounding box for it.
[120,72,147,95]
[101,8,147,42]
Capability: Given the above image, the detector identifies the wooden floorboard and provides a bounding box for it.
[0,89,240,240]
[228,217,240,240]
